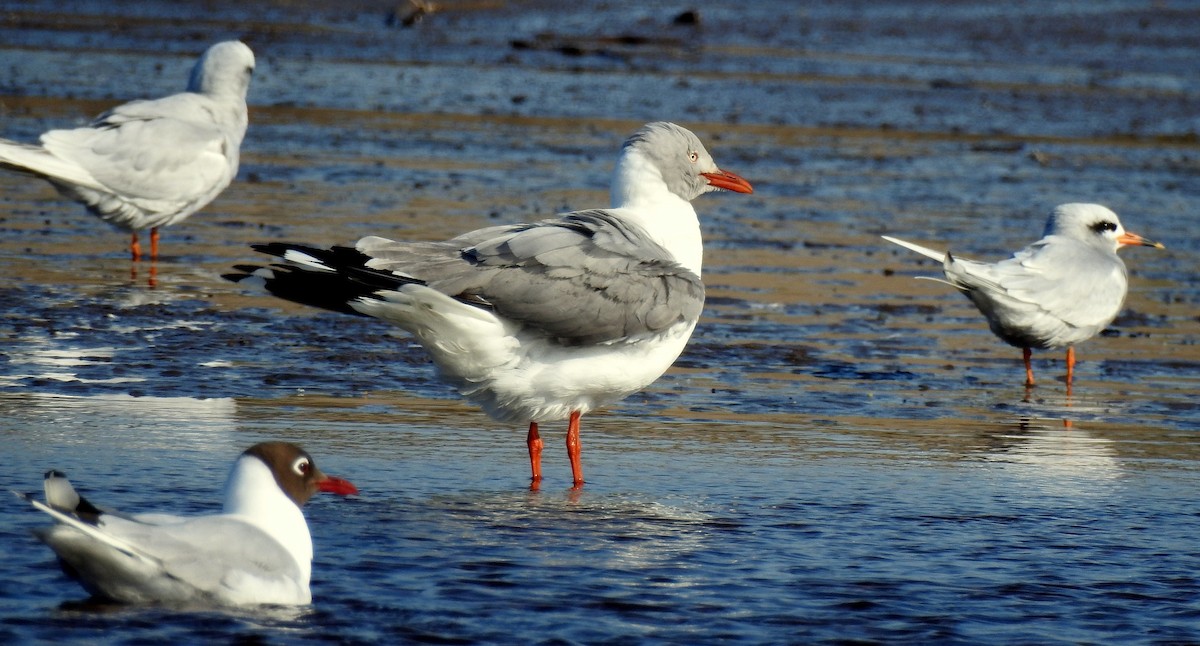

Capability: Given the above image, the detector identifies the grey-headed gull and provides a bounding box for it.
[19,442,356,606]
[226,122,753,488]
[0,40,254,261]
[883,203,1163,386]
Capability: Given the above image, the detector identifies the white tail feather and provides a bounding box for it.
[0,139,107,191]
[25,497,159,566]
[881,235,947,262]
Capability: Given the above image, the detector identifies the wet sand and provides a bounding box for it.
[1,1,1199,642]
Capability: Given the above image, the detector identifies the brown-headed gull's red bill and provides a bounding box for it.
[0,40,254,262]
[883,203,1163,388]
[226,121,753,490]
[19,442,355,606]
[317,475,360,496]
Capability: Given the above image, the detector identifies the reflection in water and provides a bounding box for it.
[130,259,158,288]
[0,341,137,387]
[436,491,715,572]
[985,415,1122,493]
[8,392,235,422]
[55,596,313,623]
[0,392,238,455]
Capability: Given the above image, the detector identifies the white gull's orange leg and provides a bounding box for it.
[527,422,543,488]
[1023,347,1035,387]
[150,227,160,260]
[1065,346,1076,386]
[566,410,584,488]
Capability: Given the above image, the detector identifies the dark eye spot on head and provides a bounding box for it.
[1091,220,1118,234]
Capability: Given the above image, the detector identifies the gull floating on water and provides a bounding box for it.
[0,40,254,261]
[18,442,356,606]
[226,121,753,488]
[883,203,1163,386]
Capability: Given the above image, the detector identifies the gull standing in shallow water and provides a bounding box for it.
[226,122,753,489]
[0,40,254,262]
[883,203,1163,387]
[17,442,357,606]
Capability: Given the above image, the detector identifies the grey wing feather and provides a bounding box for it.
[100,515,301,593]
[28,498,157,564]
[358,210,705,344]
[947,238,1127,327]
[40,94,231,201]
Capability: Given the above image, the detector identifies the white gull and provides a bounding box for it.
[0,40,254,261]
[19,442,356,606]
[883,203,1163,387]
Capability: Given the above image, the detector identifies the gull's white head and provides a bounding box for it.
[189,40,256,100]
[1043,203,1163,254]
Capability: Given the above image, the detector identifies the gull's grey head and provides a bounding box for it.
[188,40,255,99]
[620,122,753,202]
[1042,203,1163,254]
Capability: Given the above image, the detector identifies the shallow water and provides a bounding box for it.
[2,1,1199,643]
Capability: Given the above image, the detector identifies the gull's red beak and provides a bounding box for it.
[1117,231,1165,249]
[316,475,359,496]
[701,169,754,194]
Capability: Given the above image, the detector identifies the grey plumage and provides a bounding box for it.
[227,121,753,486]
[356,210,705,345]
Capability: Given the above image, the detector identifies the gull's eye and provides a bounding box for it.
[688,151,699,163]
[1091,220,1118,234]
[292,457,311,476]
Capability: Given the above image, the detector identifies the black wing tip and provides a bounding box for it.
[222,264,268,283]
[250,241,304,256]
[75,496,104,519]
[231,241,438,317]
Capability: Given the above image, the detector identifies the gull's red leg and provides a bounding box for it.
[566,410,584,488]
[150,227,160,260]
[1023,347,1035,387]
[527,422,543,487]
[130,232,142,262]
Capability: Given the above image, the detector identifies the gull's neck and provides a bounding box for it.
[223,455,314,583]
[610,150,704,276]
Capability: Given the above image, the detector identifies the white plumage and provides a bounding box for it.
[21,442,356,606]
[884,203,1163,386]
[0,40,255,260]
